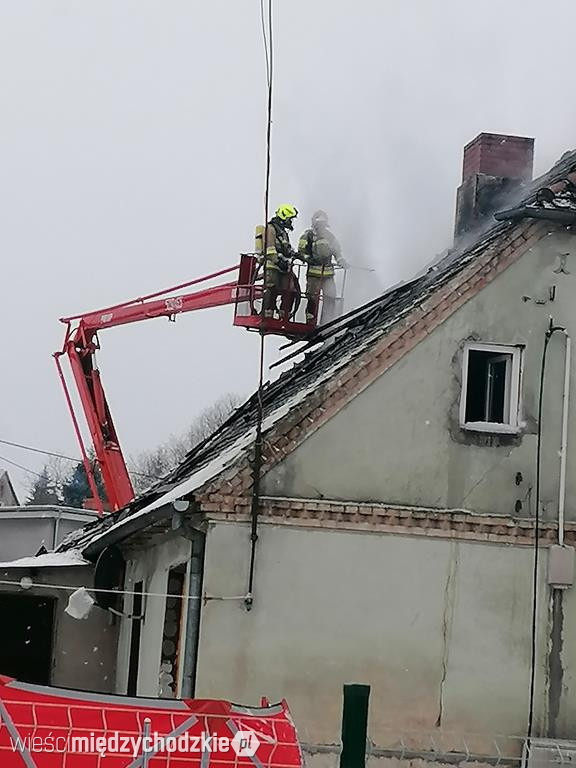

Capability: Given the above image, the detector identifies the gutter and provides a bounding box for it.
[0,506,99,520]
[494,207,576,224]
[82,502,175,560]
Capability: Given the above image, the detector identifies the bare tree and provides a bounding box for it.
[186,393,241,446]
[130,393,242,494]
[23,396,242,508]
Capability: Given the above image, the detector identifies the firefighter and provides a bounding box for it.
[298,210,347,324]
[261,204,299,320]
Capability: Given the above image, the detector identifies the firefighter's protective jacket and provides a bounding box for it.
[263,219,294,272]
[298,228,345,277]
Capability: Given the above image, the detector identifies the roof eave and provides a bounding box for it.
[82,502,174,560]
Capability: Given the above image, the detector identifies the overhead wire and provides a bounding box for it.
[0,438,79,464]
[0,454,45,479]
[246,0,274,609]
[0,437,161,481]
[0,577,245,602]
[259,0,271,88]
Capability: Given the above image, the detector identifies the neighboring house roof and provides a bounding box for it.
[59,148,576,559]
[0,471,19,507]
[0,550,89,569]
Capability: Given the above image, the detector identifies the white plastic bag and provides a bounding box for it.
[65,587,95,620]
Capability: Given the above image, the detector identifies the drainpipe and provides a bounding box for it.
[53,509,62,551]
[180,528,205,698]
[558,331,571,546]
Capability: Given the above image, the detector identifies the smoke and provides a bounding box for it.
[279,118,387,313]
[272,40,462,315]
[269,0,576,316]
[298,169,385,311]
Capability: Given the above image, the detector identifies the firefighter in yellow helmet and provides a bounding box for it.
[298,210,347,324]
[262,204,299,320]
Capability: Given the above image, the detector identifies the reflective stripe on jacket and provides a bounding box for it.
[298,228,343,277]
[262,220,292,271]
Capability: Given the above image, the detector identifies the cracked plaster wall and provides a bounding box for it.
[195,522,548,747]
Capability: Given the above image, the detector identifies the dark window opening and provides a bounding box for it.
[159,564,186,698]
[465,350,511,424]
[0,594,55,685]
[127,581,143,696]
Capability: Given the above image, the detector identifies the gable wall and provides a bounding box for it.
[0,473,18,506]
[262,231,576,521]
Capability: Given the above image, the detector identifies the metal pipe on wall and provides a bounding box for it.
[181,530,205,698]
[558,332,571,547]
[52,512,61,551]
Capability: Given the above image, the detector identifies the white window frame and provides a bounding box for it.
[460,343,522,434]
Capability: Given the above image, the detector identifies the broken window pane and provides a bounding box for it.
[464,349,513,425]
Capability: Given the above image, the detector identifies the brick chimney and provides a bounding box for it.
[454,133,534,239]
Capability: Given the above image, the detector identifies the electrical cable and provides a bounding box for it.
[246,0,274,609]
[0,438,78,463]
[528,321,564,738]
[0,438,161,481]
[0,577,245,602]
[259,0,271,88]
[0,454,45,479]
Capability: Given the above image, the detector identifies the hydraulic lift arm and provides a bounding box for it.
[54,264,244,515]
[55,253,319,515]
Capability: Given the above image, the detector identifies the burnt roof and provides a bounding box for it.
[59,147,576,556]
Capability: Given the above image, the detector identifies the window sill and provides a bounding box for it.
[461,422,520,435]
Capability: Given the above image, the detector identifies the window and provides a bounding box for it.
[460,344,522,433]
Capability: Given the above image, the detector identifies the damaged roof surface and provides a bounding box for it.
[59,147,576,558]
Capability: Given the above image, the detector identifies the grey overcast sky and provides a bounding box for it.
[2,1,576,499]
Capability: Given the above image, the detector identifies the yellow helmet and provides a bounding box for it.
[275,204,298,222]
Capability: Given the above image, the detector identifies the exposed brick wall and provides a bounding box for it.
[200,496,576,548]
[462,133,534,182]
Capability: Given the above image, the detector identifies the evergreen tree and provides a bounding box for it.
[61,460,106,508]
[26,466,61,505]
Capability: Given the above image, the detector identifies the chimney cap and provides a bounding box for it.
[463,132,534,151]
[462,132,535,182]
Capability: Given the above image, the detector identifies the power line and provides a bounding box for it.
[0,454,45,479]
[0,577,245,602]
[0,438,160,481]
[259,0,270,88]
[247,0,274,608]
[0,438,78,464]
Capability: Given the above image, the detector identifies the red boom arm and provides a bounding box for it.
[55,263,247,515]
[55,254,316,515]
